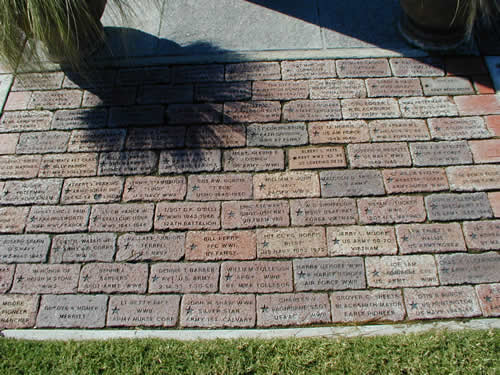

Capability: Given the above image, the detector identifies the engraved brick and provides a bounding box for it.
[186,230,256,261]
[109,106,164,127]
[463,220,500,250]
[327,226,397,256]
[390,57,445,77]
[224,101,281,123]
[469,139,500,163]
[123,176,185,202]
[0,133,18,154]
[0,264,14,293]
[247,123,307,147]
[159,149,221,174]
[186,124,246,148]
[107,295,179,327]
[12,72,64,91]
[126,127,185,150]
[37,295,107,328]
[0,235,50,263]
[455,95,500,116]
[180,294,255,328]
[0,295,39,328]
[79,263,147,293]
[155,202,220,230]
[289,146,346,170]
[366,255,438,288]
[369,119,430,141]
[16,131,69,154]
[254,172,320,199]
[421,77,474,96]
[52,109,107,130]
[138,85,192,104]
[27,205,90,233]
[89,203,154,232]
[39,153,97,177]
[222,200,289,229]
[63,70,116,89]
[428,117,490,140]
[447,165,500,191]
[309,79,366,99]
[224,148,284,172]
[0,179,62,205]
[0,207,29,233]
[257,293,330,327]
[359,196,426,224]
[283,100,341,121]
[187,173,252,201]
[51,233,116,263]
[0,155,41,179]
[426,193,493,221]
[397,223,466,254]
[4,91,31,110]
[28,90,82,110]
[167,103,222,124]
[331,290,405,323]
[0,110,52,132]
[438,252,500,285]
[61,177,123,204]
[11,264,80,294]
[294,257,365,291]
[68,129,126,152]
[383,168,448,193]
[117,233,184,262]
[348,142,411,168]
[281,60,337,80]
[488,192,500,217]
[98,151,157,175]
[410,141,473,166]
[366,78,422,97]
[257,227,326,258]
[337,58,391,77]
[173,64,224,83]
[400,97,458,118]
[342,98,400,119]
[309,120,370,144]
[320,170,384,197]
[83,87,136,107]
[226,62,280,81]
[253,80,308,100]
[221,261,292,293]
[404,286,481,319]
[486,115,500,135]
[149,263,219,293]
[290,198,357,226]
[475,284,500,317]
[196,82,251,101]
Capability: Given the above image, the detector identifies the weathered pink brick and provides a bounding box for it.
[11,264,80,294]
[463,220,500,250]
[410,141,473,166]
[173,64,223,83]
[309,79,366,99]
[138,85,192,104]
[290,198,357,226]
[155,202,220,230]
[3,91,32,110]
[336,58,391,77]
[109,106,164,127]
[426,193,493,221]
[12,72,64,91]
[396,223,466,254]
[27,205,90,233]
[61,177,124,204]
[224,101,281,123]
[195,82,251,102]
[0,110,52,132]
[28,90,82,110]
[89,204,154,232]
[283,100,341,121]
[0,264,15,293]
[79,263,148,293]
[253,80,309,100]
[0,155,41,179]
[16,131,69,154]
[257,227,327,258]
[39,153,98,177]
[475,284,500,317]
[390,57,444,77]
[68,129,126,152]
[366,78,422,97]
[220,261,293,293]
[289,146,346,170]
[126,126,185,150]
[0,295,39,328]
[116,233,183,262]
[447,165,500,191]
[369,119,430,141]
[0,233,50,263]
[223,148,284,172]
[455,95,500,115]
[342,98,400,119]
[187,174,252,201]
[186,230,256,261]
[428,117,490,140]
[257,293,330,327]
[328,225,397,256]
[358,196,426,224]
[226,62,280,81]
[281,60,337,80]
[421,76,474,96]
[186,125,246,148]
[159,149,221,174]
[437,252,500,284]
[383,168,448,193]
[0,179,62,205]
[309,120,370,144]
[489,192,500,217]
[222,200,289,229]
[400,97,458,118]
[254,172,320,199]
[98,151,158,175]
[149,263,219,293]
[0,207,29,233]
[51,233,116,263]
[485,115,500,135]
[123,176,185,202]
[180,294,255,328]
[0,133,19,154]
[84,87,137,107]
[247,123,307,147]
[348,142,411,168]
[469,139,500,163]
[320,170,384,197]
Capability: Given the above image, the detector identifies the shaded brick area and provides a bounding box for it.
[0,57,498,330]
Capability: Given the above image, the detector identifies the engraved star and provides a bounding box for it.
[441,267,449,274]
[402,235,409,242]
[410,302,418,309]
[225,273,232,281]
[192,185,200,192]
[186,306,193,315]
[82,275,89,282]
[372,270,379,277]
[258,183,266,190]
[93,216,99,222]
[94,193,102,201]
[470,233,477,240]
[16,275,24,283]
[430,203,438,210]
[262,241,269,248]
[152,275,159,282]
[485,296,493,302]
[295,208,304,216]
[190,244,197,251]
[332,238,340,245]
[127,185,134,192]
[364,208,372,214]
[124,242,131,249]
[157,214,165,220]
[29,216,36,222]
[312,130,320,137]
[322,181,332,187]
[298,271,306,279]
[2,189,9,196]
[260,305,269,313]
[386,177,393,183]
[228,211,235,218]
[435,127,441,132]
[64,188,71,195]
[414,152,422,157]
[353,154,360,159]
[112,306,120,315]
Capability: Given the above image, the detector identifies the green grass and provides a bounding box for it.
[0,329,499,375]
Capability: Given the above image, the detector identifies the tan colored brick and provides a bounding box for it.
[426,193,493,221]
[79,263,148,293]
[247,123,307,147]
[0,110,52,132]
[116,233,184,262]
[421,77,474,96]
[68,129,126,152]
[0,264,15,293]
[0,155,41,179]
[366,78,422,97]
[327,225,397,256]
[0,207,29,233]
[0,133,18,154]
[0,234,50,263]
[222,200,289,229]
[149,263,219,293]
[309,120,370,144]
[253,80,308,100]
[126,127,185,150]
[39,153,97,178]
[224,101,281,123]
[369,119,430,141]
[390,57,445,77]
[195,82,251,101]
[12,72,64,91]
[0,295,39,328]
[159,149,221,174]
[463,220,500,250]
[447,165,500,191]
[400,96,458,118]
[123,176,185,202]
[186,124,246,148]
[281,60,337,80]
[16,131,69,154]
[28,90,82,110]
[167,103,222,124]
[61,177,124,204]
[27,205,90,233]
[437,252,500,284]
[289,146,346,170]
[337,59,390,77]
[489,192,500,217]
[226,62,280,81]
[283,100,341,121]
[155,202,220,230]
[290,198,357,226]
[348,142,411,168]
[257,227,326,258]
[0,179,62,205]
[428,117,490,140]
[342,98,400,119]
[187,173,252,201]
[469,139,500,163]
[11,264,80,294]
[358,196,426,224]
[320,170,385,197]
[98,151,157,176]
[383,168,448,193]
[475,284,500,317]
[51,233,116,263]
[254,172,320,199]
[396,223,466,254]
[186,230,256,261]
[309,79,365,99]
[224,148,284,172]
[89,204,154,232]
[411,141,474,166]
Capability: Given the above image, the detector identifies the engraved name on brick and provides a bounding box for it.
[400,97,458,118]
[196,82,251,101]
[359,196,427,224]
[27,205,90,233]
[123,176,186,202]
[428,117,490,140]
[309,79,366,99]
[12,72,64,91]
[222,200,289,229]
[410,141,473,166]
[289,146,346,170]
[0,295,39,328]
[224,148,284,171]
[247,123,308,147]
[0,179,62,205]
[16,131,69,154]
[79,263,148,293]
[426,193,493,221]
[117,233,184,262]
[11,264,80,294]
[475,284,500,317]
[342,98,400,119]
[463,220,500,250]
[52,109,107,130]
[155,202,220,230]
[290,198,357,226]
[159,149,221,174]
[109,106,163,127]
[149,263,219,293]
[0,111,52,132]
[390,58,445,77]
[89,204,154,232]
[173,64,223,83]
[254,172,320,199]
[224,101,280,123]
[39,153,97,178]
[281,60,337,80]
[283,100,341,121]
[186,124,245,148]
[257,227,327,258]
[0,207,29,233]
[421,77,474,96]
[437,252,500,284]
[0,155,41,179]
[61,177,123,204]
[28,90,82,110]
[68,129,126,152]
[327,226,397,256]
[253,80,308,100]
[369,119,430,141]
[126,127,185,150]
[337,59,391,77]
[320,170,385,197]
[348,143,411,168]
[309,120,370,144]
[187,174,252,201]
[396,223,466,254]
[0,235,50,263]
[98,151,157,176]
[226,62,280,81]
[447,165,500,191]
[0,265,14,293]
[383,168,449,193]
[51,233,116,263]
[366,78,422,97]
[186,230,256,261]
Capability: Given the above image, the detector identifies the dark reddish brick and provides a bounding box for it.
[463,220,500,250]
[348,142,411,168]
[400,97,458,118]
[109,106,164,127]
[247,123,307,147]
[226,62,280,81]
[167,103,222,124]
[369,119,430,141]
[28,90,82,110]
[327,225,397,256]
[11,264,80,294]
[359,196,426,224]
[472,75,495,94]
[0,234,50,263]
[0,155,41,179]
[290,198,357,226]
[320,170,384,197]
[159,149,221,174]
[0,264,14,293]
[485,115,500,135]
[116,67,170,86]
[390,57,444,77]
[257,227,326,258]
[0,110,52,132]
[257,293,330,327]
[366,78,422,97]
[0,179,62,205]
[281,60,337,80]
[16,131,69,154]
[0,207,29,233]
[126,127,185,150]
[79,263,148,293]
[123,176,185,202]
[116,233,184,262]
[428,117,490,140]
[283,100,341,121]
[475,284,500,317]
[426,193,493,221]
[0,133,19,154]
[224,148,284,172]
[309,120,370,144]
[26,205,90,233]
[186,230,256,260]
[342,98,400,119]
[39,153,97,178]
[155,202,220,230]
[67,129,126,152]
[309,79,366,99]
[138,85,192,104]
[253,80,308,100]
[220,261,293,293]
[12,72,64,91]
[224,101,281,123]
[0,295,39,328]
[52,109,106,130]
[98,151,158,176]
[61,177,124,204]
[51,233,116,263]
[383,168,448,193]
[149,263,219,293]
[469,139,500,163]
[186,124,246,148]
[410,141,473,166]
[89,204,154,232]
[396,223,466,254]
[455,95,500,115]
[196,82,251,102]
[336,58,390,77]
[289,146,346,170]
[173,64,224,83]
[222,200,289,229]
[254,172,320,199]
[447,165,500,191]
[187,173,252,201]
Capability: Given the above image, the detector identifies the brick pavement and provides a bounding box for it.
[0,57,499,330]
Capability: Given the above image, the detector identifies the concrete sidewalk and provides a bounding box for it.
[0,0,499,338]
